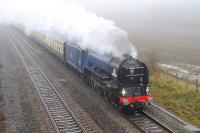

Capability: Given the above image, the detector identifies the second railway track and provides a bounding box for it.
[7,31,95,133]
[127,110,174,133]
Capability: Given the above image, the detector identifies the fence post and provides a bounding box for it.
[196,75,199,92]
[186,78,189,88]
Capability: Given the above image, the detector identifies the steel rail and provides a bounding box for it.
[12,28,107,133]
[8,32,88,133]
[126,111,175,133]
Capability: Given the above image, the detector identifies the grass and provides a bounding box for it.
[150,71,200,127]
[0,64,5,133]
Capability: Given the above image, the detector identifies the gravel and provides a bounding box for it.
[0,60,5,132]
[0,26,55,133]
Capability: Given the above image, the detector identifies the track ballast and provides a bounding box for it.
[127,111,174,133]
[8,32,91,133]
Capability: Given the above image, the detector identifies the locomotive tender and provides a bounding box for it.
[32,32,152,110]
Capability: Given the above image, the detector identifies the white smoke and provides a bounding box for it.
[0,0,137,58]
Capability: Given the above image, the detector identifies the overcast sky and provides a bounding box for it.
[66,0,200,31]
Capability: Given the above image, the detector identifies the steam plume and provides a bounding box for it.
[0,0,137,58]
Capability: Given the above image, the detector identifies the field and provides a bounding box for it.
[150,71,200,127]
[159,63,200,87]
[129,29,200,65]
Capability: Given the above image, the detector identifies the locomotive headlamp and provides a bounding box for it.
[146,85,151,94]
[122,88,126,96]
[146,87,149,94]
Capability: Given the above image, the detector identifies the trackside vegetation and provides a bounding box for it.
[150,72,200,127]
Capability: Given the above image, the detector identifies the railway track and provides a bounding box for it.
[7,32,94,133]
[127,111,174,133]
[10,29,106,132]
[151,103,188,126]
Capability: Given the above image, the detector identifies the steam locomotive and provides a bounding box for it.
[32,32,152,111]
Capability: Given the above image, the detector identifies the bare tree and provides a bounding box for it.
[174,56,182,82]
[144,48,160,73]
[190,64,199,92]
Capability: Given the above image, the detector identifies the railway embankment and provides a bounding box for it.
[150,71,200,128]
[0,64,5,133]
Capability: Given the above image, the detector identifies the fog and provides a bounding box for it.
[67,0,200,31]
[0,0,200,63]
[66,0,200,65]
[0,0,137,58]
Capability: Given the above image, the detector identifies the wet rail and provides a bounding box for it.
[127,111,175,133]
[8,32,90,133]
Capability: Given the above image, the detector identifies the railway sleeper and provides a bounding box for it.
[60,129,83,133]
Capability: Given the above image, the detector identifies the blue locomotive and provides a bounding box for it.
[64,41,152,110]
